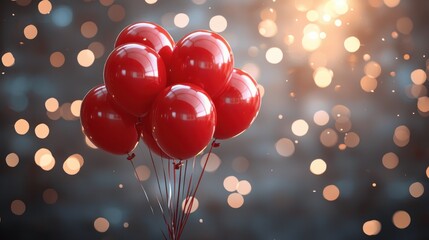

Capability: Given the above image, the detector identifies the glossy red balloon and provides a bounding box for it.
[115,22,175,68]
[139,114,172,159]
[151,84,217,160]
[213,68,261,140]
[104,43,167,117]
[80,85,139,155]
[169,30,234,98]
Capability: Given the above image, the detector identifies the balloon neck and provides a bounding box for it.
[135,118,144,134]
[127,153,136,161]
[212,139,220,148]
[173,160,184,170]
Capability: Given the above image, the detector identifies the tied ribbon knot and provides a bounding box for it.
[127,153,136,161]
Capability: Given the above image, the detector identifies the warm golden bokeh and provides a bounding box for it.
[265,47,283,64]
[392,210,411,229]
[174,13,190,28]
[259,19,278,38]
[77,49,95,67]
[313,110,330,126]
[135,165,151,181]
[323,184,340,201]
[360,76,378,93]
[393,125,410,147]
[291,119,309,137]
[382,152,399,169]
[11,200,26,216]
[38,0,52,14]
[310,159,327,175]
[275,138,295,157]
[50,52,65,68]
[15,119,30,135]
[45,97,59,112]
[344,132,360,148]
[108,4,126,22]
[344,36,360,53]
[313,67,333,88]
[237,180,252,195]
[364,61,382,78]
[410,69,427,85]
[182,197,199,213]
[81,21,98,38]
[88,41,105,59]
[320,128,338,147]
[5,153,19,168]
[24,24,38,40]
[209,15,227,33]
[35,123,50,139]
[200,153,221,172]
[94,217,110,233]
[227,193,244,208]
[2,52,15,67]
[223,176,239,192]
[362,220,382,236]
[409,182,424,198]
[71,100,82,117]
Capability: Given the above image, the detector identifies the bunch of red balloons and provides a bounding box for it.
[80,22,261,160]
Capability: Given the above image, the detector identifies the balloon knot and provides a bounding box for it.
[135,120,144,134]
[212,140,220,148]
[173,160,183,170]
[127,153,136,161]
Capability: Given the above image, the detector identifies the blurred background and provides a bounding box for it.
[1,0,429,239]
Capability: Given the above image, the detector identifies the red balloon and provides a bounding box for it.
[80,85,139,155]
[115,22,175,68]
[213,68,261,140]
[169,30,234,98]
[151,84,217,160]
[104,43,167,117]
[139,114,172,159]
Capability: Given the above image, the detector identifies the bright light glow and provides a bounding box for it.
[291,119,309,136]
[77,49,95,67]
[174,13,189,28]
[313,110,330,126]
[410,69,426,85]
[265,47,283,64]
[94,217,110,233]
[15,119,30,135]
[344,36,360,53]
[363,220,382,236]
[237,180,252,195]
[210,15,227,32]
[227,193,244,208]
[224,176,239,192]
[310,159,327,175]
[313,67,333,88]
[2,52,15,67]
[323,184,340,201]
[24,24,38,40]
[392,210,411,229]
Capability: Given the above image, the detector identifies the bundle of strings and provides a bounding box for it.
[129,140,219,240]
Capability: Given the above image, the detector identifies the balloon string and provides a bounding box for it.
[177,157,195,237]
[145,146,172,238]
[166,157,175,239]
[148,149,165,209]
[176,160,189,237]
[175,161,186,239]
[177,139,218,238]
[161,157,173,235]
[129,159,154,215]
